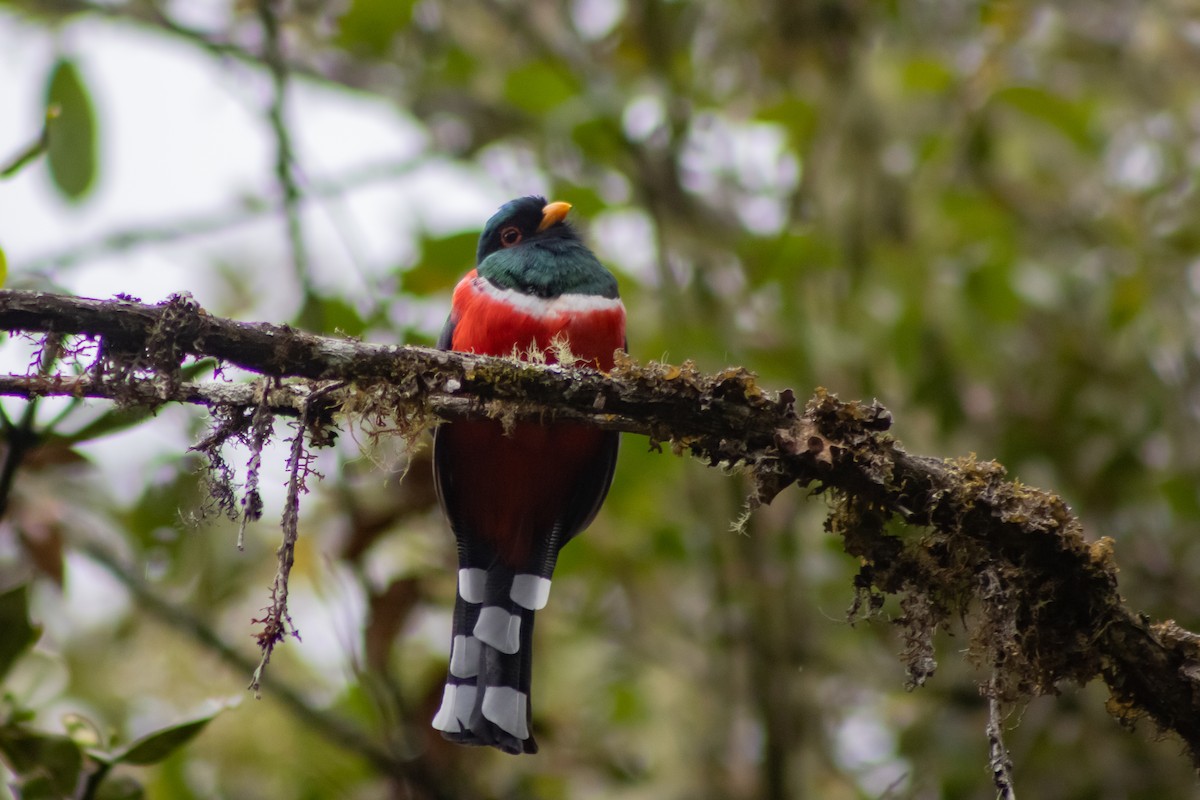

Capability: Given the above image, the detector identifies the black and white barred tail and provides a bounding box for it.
[432,563,552,754]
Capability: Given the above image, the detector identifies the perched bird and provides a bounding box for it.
[431,196,626,754]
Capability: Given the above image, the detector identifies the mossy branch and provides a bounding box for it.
[2,288,1199,766]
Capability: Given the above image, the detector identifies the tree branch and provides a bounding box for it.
[2,288,1200,766]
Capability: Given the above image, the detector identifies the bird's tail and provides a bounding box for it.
[432,564,550,754]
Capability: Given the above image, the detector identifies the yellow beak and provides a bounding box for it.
[537,201,572,232]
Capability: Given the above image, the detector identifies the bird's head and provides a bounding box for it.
[476,196,574,263]
[475,196,618,300]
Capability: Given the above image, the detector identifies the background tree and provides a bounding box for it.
[2,1,1200,798]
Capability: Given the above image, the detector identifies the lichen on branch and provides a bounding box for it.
[3,288,1200,766]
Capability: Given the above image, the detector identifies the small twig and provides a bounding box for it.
[986,672,1018,800]
[0,105,60,179]
[237,379,276,550]
[248,381,338,695]
[0,399,37,522]
[0,336,64,520]
[255,0,316,306]
[0,373,313,417]
[248,415,307,696]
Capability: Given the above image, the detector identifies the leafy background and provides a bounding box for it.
[2,1,1200,797]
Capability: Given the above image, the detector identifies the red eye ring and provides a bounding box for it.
[500,226,522,247]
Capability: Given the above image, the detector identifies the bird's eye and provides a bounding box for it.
[500,226,522,247]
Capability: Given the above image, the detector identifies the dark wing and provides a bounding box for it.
[559,429,619,546]
[436,313,457,350]
[432,312,458,522]
[555,336,626,543]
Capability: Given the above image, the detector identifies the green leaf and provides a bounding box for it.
[570,117,624,163]
[900,56,956,93]
[402,231,477,295]
[1109,273,1146,329]
[3,651,69,711]
[123,468,206,552]
[756,98,817,149]
[44,58,98,201]
[992,85,1096,153]
[95,774,145,800]
[0,727,83,796]
[650,525,688,562]
[0,585,41,683]
[48,406,157,449]
[327,296,370,337]
[0,245,7,287]
[9,774,67,800]
[963,258,1022,324]
[608,682,647,724]
[440,46,477,86]
[335,0,414,57]
[547,182,607,219]
[503,61,579,115]
[111,715,217,766]
[62,714,104,751]
[735,230,834,288]
[1161,474,1200,519]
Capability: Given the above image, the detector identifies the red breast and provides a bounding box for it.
[448,270,626,369]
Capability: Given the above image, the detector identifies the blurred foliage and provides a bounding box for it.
[0,585,221,798]
[0,587,39,683]
[3,0,1200,798]
[43,59,97,203]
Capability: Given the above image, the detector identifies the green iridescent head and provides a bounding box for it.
[475,196,619,299]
